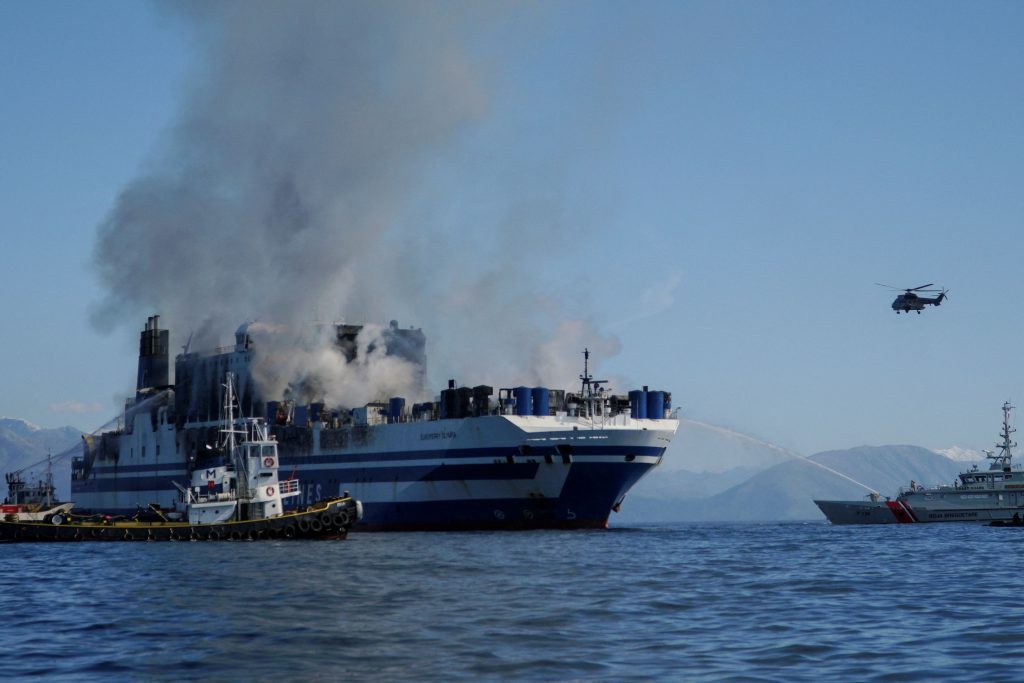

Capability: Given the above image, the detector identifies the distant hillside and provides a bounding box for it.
[616,445,972,524]
[0,418,82,500]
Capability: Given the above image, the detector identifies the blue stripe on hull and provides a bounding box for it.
[82,444,665,475]
[72,462,541,493]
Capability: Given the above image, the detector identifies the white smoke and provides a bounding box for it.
[249,322,421,407]
[91,1,624,403]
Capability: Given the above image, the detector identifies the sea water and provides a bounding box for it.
[2,522,1023,682]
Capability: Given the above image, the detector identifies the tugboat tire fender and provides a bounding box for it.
[229,530,243,541]
[297,518,311,533]
[283,524,297,538]
[309,518,323,533]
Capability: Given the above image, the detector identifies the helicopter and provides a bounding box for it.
[876,283,948,314]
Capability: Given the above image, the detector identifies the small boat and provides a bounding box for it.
[989,513,1024,527]
[2,459,75,523]
[0,373,362,542]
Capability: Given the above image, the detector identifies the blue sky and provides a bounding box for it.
[1,1,1022,457]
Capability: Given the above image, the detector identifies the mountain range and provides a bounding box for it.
[0,418,82,500]
[615,419,981,523]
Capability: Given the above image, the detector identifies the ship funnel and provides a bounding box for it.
[137,315,170,393]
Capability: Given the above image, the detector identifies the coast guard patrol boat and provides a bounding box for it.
[816,402,1024,524]
[71,317,678,530]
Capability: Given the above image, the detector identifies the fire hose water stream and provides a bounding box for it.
[679,418,880,495]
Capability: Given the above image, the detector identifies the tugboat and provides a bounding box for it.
[1,456,74,523]
[0,374,361,542]
[816,402,1024,524]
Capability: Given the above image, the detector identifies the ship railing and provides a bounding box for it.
[278,479,300,495]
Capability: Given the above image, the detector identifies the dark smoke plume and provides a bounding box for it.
[92,1,621,401]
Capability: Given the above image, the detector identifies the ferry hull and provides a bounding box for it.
[73,456,662,531]
[72,416,674,531]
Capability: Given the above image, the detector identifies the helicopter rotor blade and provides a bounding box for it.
[909,283,934,291]
[874,283,902,290]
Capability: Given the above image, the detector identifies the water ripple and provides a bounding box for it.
[3,523,1024,680]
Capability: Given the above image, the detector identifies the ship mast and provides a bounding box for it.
[221,373,248,497]
[578,348,608,421]
[990,401,1016,470]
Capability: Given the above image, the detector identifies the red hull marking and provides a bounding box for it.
[885,500,917,523]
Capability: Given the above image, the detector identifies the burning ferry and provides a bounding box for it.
[72,316,678,530]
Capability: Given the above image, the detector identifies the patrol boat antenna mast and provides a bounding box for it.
[992,401,1017,469]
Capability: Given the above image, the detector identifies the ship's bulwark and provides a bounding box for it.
[71,318,677,530]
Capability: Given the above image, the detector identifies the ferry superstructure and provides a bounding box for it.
[816,402,1024,524]
[71,317,678,530]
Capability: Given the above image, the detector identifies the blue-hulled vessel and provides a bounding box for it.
[70,316,678,530]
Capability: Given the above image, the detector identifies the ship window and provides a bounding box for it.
[262,445,275,457]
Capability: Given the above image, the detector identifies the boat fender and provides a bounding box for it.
[318,512,333,527]
[309,518,323,533]
[297,518,311,533]
[230,530,243,541]
[283,524,296,538]
[51,514,64,526]
[266,486,275,497]
[263,457,274,468]
[337,510,351,527]
[91,528,102,539]
[209,530,222,541]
